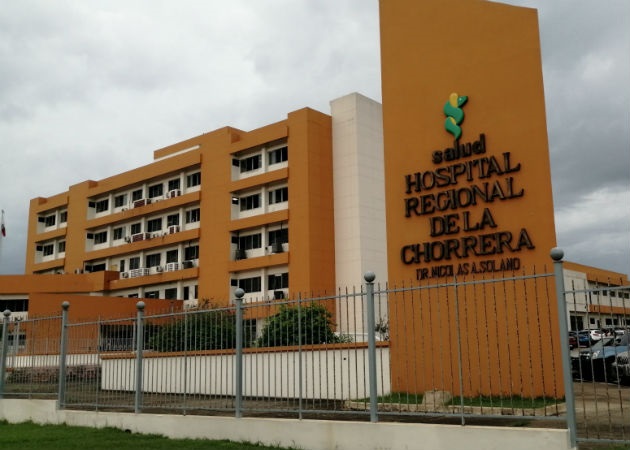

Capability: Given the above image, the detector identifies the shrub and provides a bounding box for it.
[147,309,236,352]
[257,302,340,347]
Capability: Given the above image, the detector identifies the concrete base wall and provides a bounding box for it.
[0,399,572,450]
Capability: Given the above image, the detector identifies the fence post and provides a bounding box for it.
[0,309,11,398]
[551,248,577,449]
[364,271,379,423]
[234,288,244,418]
[57,302,70,409]
[134,301,145,414]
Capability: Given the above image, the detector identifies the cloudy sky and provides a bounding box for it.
[0,0,628,276]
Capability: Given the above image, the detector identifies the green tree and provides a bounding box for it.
[257,302,340,347]
[148,309,236,352]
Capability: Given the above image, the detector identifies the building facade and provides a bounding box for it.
[5,93,387,332]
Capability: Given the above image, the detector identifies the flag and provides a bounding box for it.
[1,210,5,237]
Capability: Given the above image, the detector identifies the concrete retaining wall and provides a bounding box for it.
[0,399,572,450]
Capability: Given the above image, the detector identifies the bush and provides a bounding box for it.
[147,310,236,352]
[257,302,340,347]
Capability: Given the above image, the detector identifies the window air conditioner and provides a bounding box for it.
[235,249,247,260]
[274,290,285,300]
[121,272,129,279]
[124,236,132,243]
[182,260,194,269]
[155,266,163,273]
[168,225,180,234]
[133,198,151,208]
[165,262,180,272]
[131,232,149,242]
[167,189,181,198]
[129,268,150,278]
[271,242,284,253]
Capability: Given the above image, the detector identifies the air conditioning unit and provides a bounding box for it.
[133,198,151,208]
[121,272,129,279]
[167,189,181,198]
[235,249,247,260]
[168,225,180,234]
[74,269,83,274]
[132,232,150,242]
[151,232,162,239]
[129,268,150,278]
[124,236,132,243]
[121,207,128,211]
[182,260,195,269]
[274,290,285,300]
[165,262,180,272]
[155,266,163,273]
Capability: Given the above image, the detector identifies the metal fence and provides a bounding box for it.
[2,255,630,448]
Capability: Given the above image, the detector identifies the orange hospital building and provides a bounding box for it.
[1,0,629,396]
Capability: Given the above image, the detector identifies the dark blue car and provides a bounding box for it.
[572,334,630,381]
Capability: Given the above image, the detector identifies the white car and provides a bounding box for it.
[580,329,603,342]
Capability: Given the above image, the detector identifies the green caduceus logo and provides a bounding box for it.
[443,92,468,140]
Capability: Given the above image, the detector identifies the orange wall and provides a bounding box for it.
[0,272,117,295]
[380,0,561,397]
[28,292,178,320]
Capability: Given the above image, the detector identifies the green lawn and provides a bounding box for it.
[0,421,295,450]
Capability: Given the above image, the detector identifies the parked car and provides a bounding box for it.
[572,334,630,381]
[588,329,604,341]
[610,350,630,385]
[576,330,593,347]
[568,331,578,349]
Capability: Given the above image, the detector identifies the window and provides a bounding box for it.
[58,241,66,253]
[184,245,199,261]
[147,218,162,233]
[269,228,288,245]
[186,172,201,188]
[168,179,181,191]
[114,194,127,208]
[94,231,108,244]
[44,215,56,227]
[42,244,54,256]
[130,223,142,235]
[113,227,124,240]
[238,276,261,293]
[240,154,262,173]
[268,273,289,290]
[238,233,262,250]
[129,257,140,270]
[91,263,106,272]
[240,194,260,211]
[185,208,200,223]
[145,253,161,268]
[164,288,178,300]
[59,211,67,223]
[119,260,126,272]
[167,214,180,226]
[268,146,288,165]
[269,187,288,204]
[166,249,179,263]
[131,189,143,201]
[148,183,163,198]
[145,291,159,299]
[95,199,109,213]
